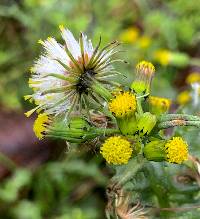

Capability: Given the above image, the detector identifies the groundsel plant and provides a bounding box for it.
[25,28,200,218]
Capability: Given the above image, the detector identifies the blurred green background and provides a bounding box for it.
[0,0,200,218]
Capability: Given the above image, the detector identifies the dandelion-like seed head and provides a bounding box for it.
[25,26,121,119]
[165,137,188,164]
[33,113,50,139]
[109,91,137,118]
[131,61,155,94]
[100,136,132,165]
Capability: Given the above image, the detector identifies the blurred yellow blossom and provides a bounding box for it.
[154,49,171,66]
[119,27,139,43]
[138,36,151,48]
[186,72,200,84]
[177,90,191,105]
[149,96,171,114]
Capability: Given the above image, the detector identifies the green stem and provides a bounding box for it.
[157,120,200,129]
[94,128,120,135]
[159,114,200,122]
[136,98,143,116]
[111,155,146,186]
[47,128,120,142]
[91,80,112,101]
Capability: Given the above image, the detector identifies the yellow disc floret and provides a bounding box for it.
[164,137,188,164]
[33,113,49,139]
[109,91,136,118]
[149,96,171,111]
[100,136,133,165]
[186,72,200,84]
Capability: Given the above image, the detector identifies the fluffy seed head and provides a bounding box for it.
[100,136,132,165]
[25,26,121,119]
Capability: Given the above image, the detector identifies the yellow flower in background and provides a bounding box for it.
[138,36,151,48]
[177,90,191,105]
[165,137,188,164]
[33,113,49,139]
[109,91,137,118]
[119,27,139,43]
[149,96,171,114]
[100,136,132,165]
[154,49,171,66]
[186,72,200,84]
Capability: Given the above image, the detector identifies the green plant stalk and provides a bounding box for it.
[111,155,146,186]
[91,80,113,101]
[159,114,200,122]
[47,128,120,142]
[136,98,143,117]
[157,120,200,129]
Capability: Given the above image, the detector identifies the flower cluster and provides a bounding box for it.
[25,27,200,167]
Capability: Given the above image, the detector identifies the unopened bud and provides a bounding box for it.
[131,61,155,94]
[136,112,157,136]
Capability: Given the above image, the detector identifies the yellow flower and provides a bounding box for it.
[131,61,155,94]
[119,27,139,43]
[109,91,136,118]
[177,90,191,105]
[135,61,155,74]
[100,136,132,165]
[138,36,151,48]
[165,137,188,164]
[186,72,200,84]
[149,96,171,114]
[154,49,171,66]
[33,113,49,139]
